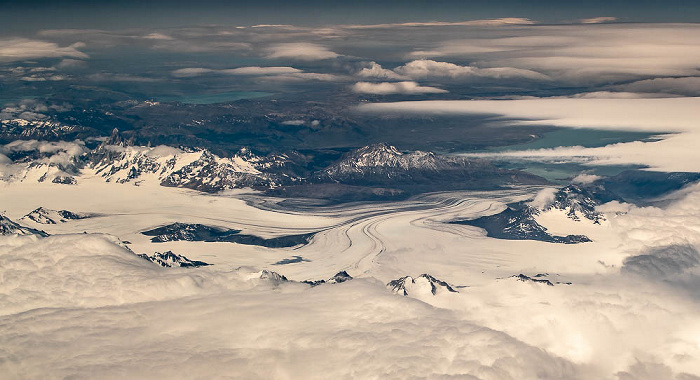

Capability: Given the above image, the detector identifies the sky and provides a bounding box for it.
[1,0,700,33]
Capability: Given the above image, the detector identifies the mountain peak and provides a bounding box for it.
[355,142,402,156]
[104,128,133,147]
[21,207,88,224]
[302,270,354,286]
[0,215,49,237]
[388,274,458,296]
[138,251,210,268]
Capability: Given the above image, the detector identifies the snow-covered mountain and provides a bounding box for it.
[387,274,458,296]
[316,143,546,189]
[0,215,49,237]
[0,140,84,184]
[0,136,548,198]
[0,118,85,141]
[540,185,611,224]
[88,131,293,191]
[0,129,300,191]
[138,251,210,268]
[451,184,615,244]
[322,143,451,177]
[258,269,290,286]
[454,203,593,244]
[20,207,89,224]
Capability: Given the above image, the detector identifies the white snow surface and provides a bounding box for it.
[1,179,700,379]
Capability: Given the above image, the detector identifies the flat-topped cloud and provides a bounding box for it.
[359,97,700,132]
[579,16,618,24]
[0,38,88,62]
[265,43,339,61]
[359,97,700,171]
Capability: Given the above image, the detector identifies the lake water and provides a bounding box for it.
[157,91,272,105]
[484,128,663,152]
[464,127,663,182]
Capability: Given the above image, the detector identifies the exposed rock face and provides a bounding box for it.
[508,273,572,286]
[0,215,49,237]
[303,271,354,286]
[141,222,315,248]
[453,203,592,244]
[138,251,210,268]
[450,184,614,244]
[142,223,242,243]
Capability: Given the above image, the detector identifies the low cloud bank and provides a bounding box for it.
[352,81,447,94]
[0,38,88,62]
[172,66,302,77]
[358,60,548,81]
[265,43,339,61]
[622,244,700,278]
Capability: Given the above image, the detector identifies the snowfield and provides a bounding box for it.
[1,178,700,379]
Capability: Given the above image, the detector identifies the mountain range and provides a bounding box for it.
[0,131,549,202]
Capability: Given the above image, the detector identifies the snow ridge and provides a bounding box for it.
[0,215,49,237]
[387,274,458,296]
[20,207,89,224]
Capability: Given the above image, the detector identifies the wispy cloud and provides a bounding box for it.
[614,77,700,97]
[579,17,618,24]
[407,24,700,83]
[172,66,302,78]
[343,18,536,29]
[170,66,340,82]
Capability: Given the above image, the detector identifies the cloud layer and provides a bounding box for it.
[352,81,447,94]
[265,43,339,60]
[359,97,700,171]
[0,38,88,62]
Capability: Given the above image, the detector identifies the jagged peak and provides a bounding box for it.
[328,270,353,283]
[0,214,49,237]
[138,250,210,268]
[303,270,354,287]
[103,128,133,147]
